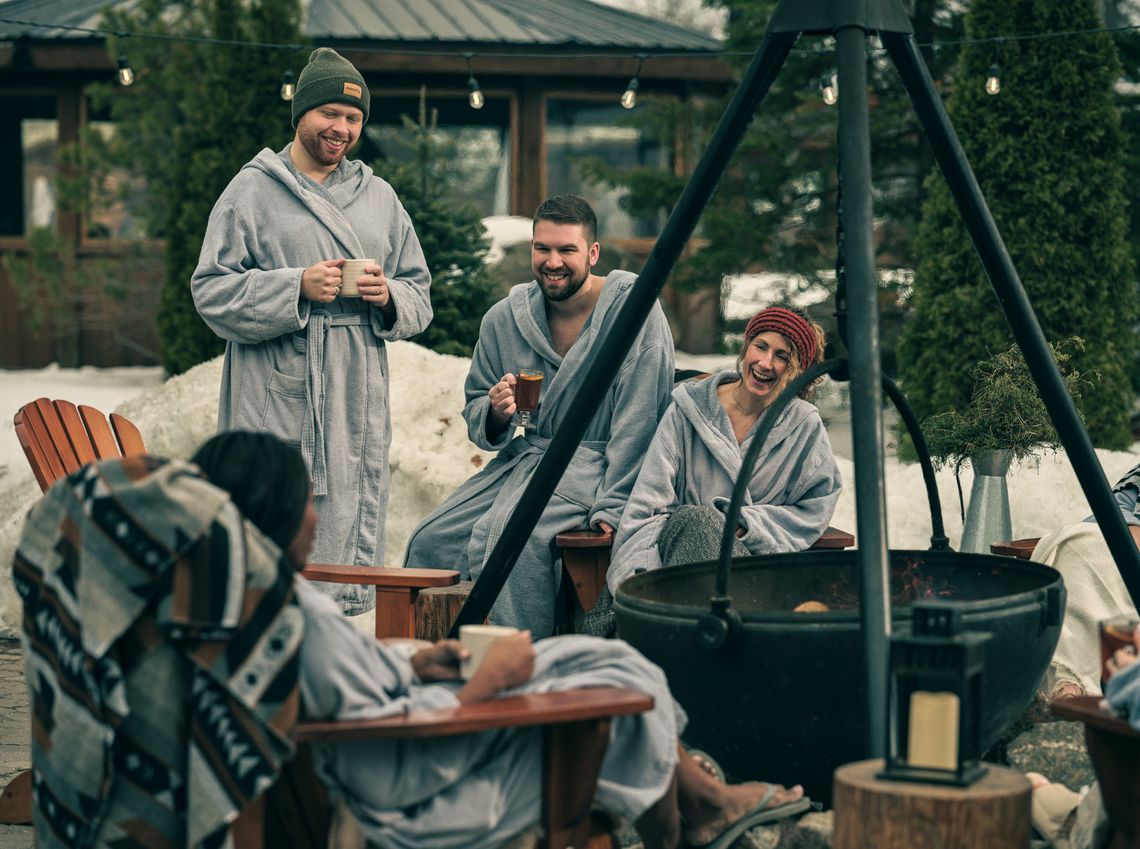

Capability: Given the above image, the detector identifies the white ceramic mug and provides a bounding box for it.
[339,258,375,297]
[459,624,520,680]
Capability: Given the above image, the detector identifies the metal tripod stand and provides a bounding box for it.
[449,0,1140,758]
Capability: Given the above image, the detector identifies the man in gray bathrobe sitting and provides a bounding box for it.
[404,195,674,638]
[192,48,433,618]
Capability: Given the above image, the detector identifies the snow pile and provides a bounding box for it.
[830,450,1140,552]
[0,343,492,636]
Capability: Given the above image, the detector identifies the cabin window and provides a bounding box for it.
[545,98,668,241]
[363,92,512,219]
[0,97,58,237]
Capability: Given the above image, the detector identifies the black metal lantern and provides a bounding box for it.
[880,600,991,786]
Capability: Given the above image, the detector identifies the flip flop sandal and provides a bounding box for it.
[690,784,813,849]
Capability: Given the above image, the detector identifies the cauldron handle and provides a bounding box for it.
[880,375,950,551]
[712,358,848,636]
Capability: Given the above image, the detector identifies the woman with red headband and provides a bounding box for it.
[605,306,842,604]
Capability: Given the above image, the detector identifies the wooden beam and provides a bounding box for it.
[6,40,734,83]
[516,78,545,217]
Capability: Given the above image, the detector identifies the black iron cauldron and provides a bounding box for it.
[614,549,1064,805]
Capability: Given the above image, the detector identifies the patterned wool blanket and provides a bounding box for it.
[12,456,304,848]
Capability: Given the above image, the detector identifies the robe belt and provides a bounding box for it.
[507,433,608,456]
[293,311,369,496]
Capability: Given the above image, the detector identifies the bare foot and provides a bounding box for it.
[1050,681,1085,700]
[682,781,804,846]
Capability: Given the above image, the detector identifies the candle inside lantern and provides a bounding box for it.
[907,691,960,770]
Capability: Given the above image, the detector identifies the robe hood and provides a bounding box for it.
[244,144,376,206]
[672,371,819,478]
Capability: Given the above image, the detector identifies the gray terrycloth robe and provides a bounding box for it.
[192,145,432,615]
[295,579,682,849]
[609,371,842,591]
[403,272,674,637]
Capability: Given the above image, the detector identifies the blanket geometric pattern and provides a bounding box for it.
[12,456,303,848]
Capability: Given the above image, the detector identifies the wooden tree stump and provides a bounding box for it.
[415,581,473,642]
[833,759,1031,849]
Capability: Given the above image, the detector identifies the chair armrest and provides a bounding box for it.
[990,539,1039,560]
[1050,695,1140,738]
[295,687,654,742]
[810,526,855,550]
[555,528,614,549]
[300,565,459,588]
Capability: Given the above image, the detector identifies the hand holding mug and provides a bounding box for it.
[357,263,390,308]
[412,640,467,682]
[480,630,535,690]
[488,372,518,426]
[301,258,345,303]
[1105,628,1140,679]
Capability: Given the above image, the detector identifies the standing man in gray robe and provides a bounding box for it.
[404,195,674,637]
[192,48,432,616]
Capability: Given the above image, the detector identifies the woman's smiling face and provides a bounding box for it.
[740,330,795,400]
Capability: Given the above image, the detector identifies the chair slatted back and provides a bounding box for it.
[14,398,148,493]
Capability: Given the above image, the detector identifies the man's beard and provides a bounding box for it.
[300,127,349,166]
[539,265,590,302]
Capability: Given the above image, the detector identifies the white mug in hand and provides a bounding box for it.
[339,258,375,297]
[459,624,520,680]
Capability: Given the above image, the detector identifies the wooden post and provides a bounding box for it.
[833,759,1031,849]
[415,581,474,642]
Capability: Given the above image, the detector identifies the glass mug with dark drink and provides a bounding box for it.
[1098,615,1139,691]
[512,369,544,430]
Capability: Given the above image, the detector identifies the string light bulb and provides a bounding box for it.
[985,40,1004,96]
[821,72,838,106]
[464,53,484,109]
[622,54,647,109]
[985,63,1001,95]
[115,34,134,86]
[116,53,134,86]
[280,69,296,101]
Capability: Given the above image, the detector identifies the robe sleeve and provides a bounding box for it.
[1111,462,1140,527]
[1105,659,1140,732]
[369,201,433,341]
[589,309,675,532]
[711,417,842,554]
[462,310,515,452]
[608,406,685,591]
[297,581,460,722]
[191,203,312,344]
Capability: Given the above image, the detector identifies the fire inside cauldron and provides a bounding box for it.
[613,549,1064,806]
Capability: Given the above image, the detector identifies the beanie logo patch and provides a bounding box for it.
[343,82,362,98]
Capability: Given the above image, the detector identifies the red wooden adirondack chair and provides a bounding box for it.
[1051,696,1140,848]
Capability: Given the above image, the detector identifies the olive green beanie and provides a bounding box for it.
[291,47,370,127]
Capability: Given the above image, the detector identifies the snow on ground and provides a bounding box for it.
[0,347,1137,638]
[482,215,535,265]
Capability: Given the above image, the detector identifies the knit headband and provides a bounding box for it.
[744,307,819,367]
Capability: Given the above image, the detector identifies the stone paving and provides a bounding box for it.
[0,639,32,849]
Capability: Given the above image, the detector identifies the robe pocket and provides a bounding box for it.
[258,370,307,447]
[551,447,605,510]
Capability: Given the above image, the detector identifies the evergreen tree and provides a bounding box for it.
[898,0,1137,448]
[93,0,303,375]
[371,95,499,358]
[1110,22,1140,343]
[576,0,963,353]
